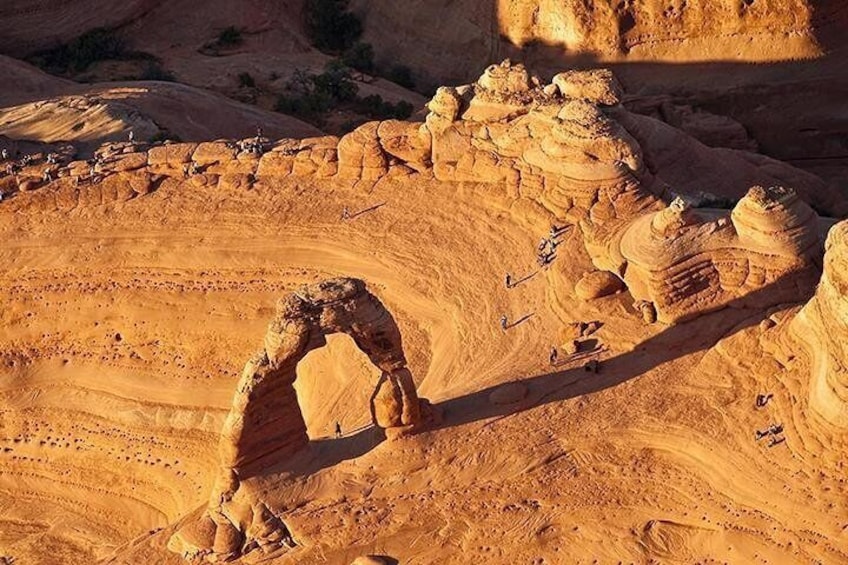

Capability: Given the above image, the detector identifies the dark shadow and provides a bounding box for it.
[243,272,813,496]
[351,201,387,219]
[430,274,809,432]
[551,344,607,368]
[506,312,535,329]
[262,424,386,480]
[578,337,598,352]
[508,270,538,288]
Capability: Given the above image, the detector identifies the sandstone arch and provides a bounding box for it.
[169,277,424,561]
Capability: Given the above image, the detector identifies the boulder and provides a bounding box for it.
[575,271,625,300]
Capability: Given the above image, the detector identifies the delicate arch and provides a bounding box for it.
[170,278,423,561]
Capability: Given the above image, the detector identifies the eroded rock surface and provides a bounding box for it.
[791,220,848,427]
[586,187,821,323]
[169,278,424,562]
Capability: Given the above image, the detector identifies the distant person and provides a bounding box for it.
[500,314,508,330]
[341,206,351,221]
[538,252,555,268]
[538,237,549,253]
[550,224,563,239]
[128,130,135,143]
[549,346,558,366]
[505,273,512,289]
[334,422,342,438]
[0,149,7,160]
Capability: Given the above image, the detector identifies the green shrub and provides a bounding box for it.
[238,72,256,88]
[312,60,359,101]
[274,60,413,127]
[342,42,374,73]
[305,0,362,52]
[217,26,243,47]
[30,28,127,73]
[353,94,414,120]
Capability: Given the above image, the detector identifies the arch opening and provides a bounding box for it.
[294,333,382,440]
[169,278,428,562]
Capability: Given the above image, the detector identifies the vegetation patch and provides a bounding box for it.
[28,28,155,75]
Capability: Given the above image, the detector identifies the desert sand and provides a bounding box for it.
[1,5,847,565]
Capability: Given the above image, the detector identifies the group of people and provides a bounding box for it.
[500,222,606,371]
[537,224,567,267]
[238,127,267,156]
[755,422,785,447]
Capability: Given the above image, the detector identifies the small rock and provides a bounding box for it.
[575,270,625,300]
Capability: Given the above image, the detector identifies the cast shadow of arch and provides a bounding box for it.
[260,272,812,482]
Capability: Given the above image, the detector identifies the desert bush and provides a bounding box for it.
[139,62,175,82]
[305,0,363,52]
[342,42,375,73]
[238,72,256,88]
[217,26,243,47]
[30,28,128,73]
[353,94,413,120]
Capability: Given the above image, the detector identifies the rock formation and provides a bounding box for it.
[3,61,839,333]
[791,220,848,427]
[168,278,424,562]
[586,187,822,323]
[3,59,839,213]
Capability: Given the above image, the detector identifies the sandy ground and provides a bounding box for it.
[0,168,846,564]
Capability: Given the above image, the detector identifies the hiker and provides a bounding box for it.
[505,273,512,289]
[341,206,350,221]
[256,126,263,139]
[128,130,135,143]
[538,251,555,268]
[189,161,199,175]
[550,224,566,239]
[755,393,772,408]
[89,164,97,179]
[500,314,508,330]
[0,149,7,160]
[768,423,784,435]
[42,169,53,183]
[334,421,342,438]
[755,428,770,440]
[549,346,558,366]
[538,237,549,253]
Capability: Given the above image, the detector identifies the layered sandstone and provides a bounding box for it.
[791,221,848,427]
[169,278,423,562]
[351,0,840,89]
[587,187,821,323]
